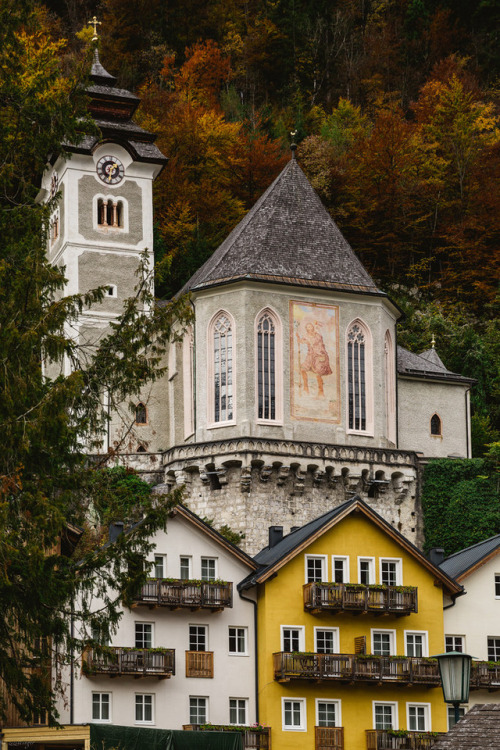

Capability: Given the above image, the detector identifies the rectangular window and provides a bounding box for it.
[135,623,153,649]
[282,627,303,653]
[408,704,430,732]
[190,697,207,725]
[190,625,207,652]
[135,694,153,724]
[282,698,306,731]
[306,556,326,583]
[445,635,464,653]
[315,628,338,654]
[358,557,375,585]
[488,637,500,661]
[229,698,248,725]
[316,700,340,728]
[92,693,110,722]
[374,703,396,730]
[228,627,247,655]
[372,630,395,656]
[380,559,401,586]
[495,574,500,598]
[405,632,428,658]
[154,555,166,579]
[332,556,349,583]
[201,558,217,581]
[448,705,466,729]
[180,556,192,580]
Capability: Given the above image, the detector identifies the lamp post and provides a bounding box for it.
[434,651,472,727]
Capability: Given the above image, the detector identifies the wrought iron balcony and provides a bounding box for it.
[304,583,417,616]
[183,725,270,749]
[273,652,440,687]
[366,730,445,749]
[83,647,175,679]
[315,725,344,749]
[134,578,232,611]
[470,661,500,690]
[185,650,214,678]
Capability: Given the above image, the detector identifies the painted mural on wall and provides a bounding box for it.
[290,300,340,423]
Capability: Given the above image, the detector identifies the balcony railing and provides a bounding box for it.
[183,725,270,749]
[134,579,233,611]
[273,652,440,687]
[304,583,417,616]
[185,650,214,678]
[316,725,344,749]
[471,661,500,690]
[366,730,445,749]
[83,647,175,679]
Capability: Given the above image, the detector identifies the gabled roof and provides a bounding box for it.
[430,704,500,749]
[180,158,384,296]
[439,534,500,581]
[239,496,461,593]
[397,346,475,384]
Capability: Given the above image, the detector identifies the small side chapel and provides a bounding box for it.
[41,50,473,555]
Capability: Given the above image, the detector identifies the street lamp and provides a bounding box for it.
[433,651,472,727]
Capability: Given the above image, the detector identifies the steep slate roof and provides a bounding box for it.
[180,157,383,296]
[430,704,500,749]
[238,496,461,594]
[397,346,474,384]
[439,534,500,581]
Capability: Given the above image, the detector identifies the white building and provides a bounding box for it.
[56,505,258,731]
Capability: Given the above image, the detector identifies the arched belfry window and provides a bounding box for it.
[209,311,234,425]
[135,402,147,425]
[431,413,442,436]
[346,319,373,434]
[256,308,282,422]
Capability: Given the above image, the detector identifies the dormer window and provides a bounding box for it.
[97,198,124,228]
[430,413,442,436]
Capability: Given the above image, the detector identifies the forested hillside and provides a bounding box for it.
[43,0,500,444]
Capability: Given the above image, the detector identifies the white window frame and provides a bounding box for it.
[379,557,403,586]
[445,635,465,653]
[495,574,500,598]
[371,629,396,656]
[332,556,350,583]
[106,284,117,298]
[135,693,154,725]
[92,692,111,723]
[404,631,429,658]
[153,554,166,579]
[282,697,307,732]
[281,625,305,652]
[201,557,218,581]
[180,556,192,580]
[314,627,339,654]
[406,702,431,732]
[229,697,249,726]
[189,696,208,725]
[228,626,248,656]
[372,701,398,730]
[135,622,153,649]
[207,310,237,428]
[315,698,341,728]
[305,555,328,583]
[189,624,208,652]
[358,556,375,584]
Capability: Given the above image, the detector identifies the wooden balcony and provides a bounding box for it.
[183,725,270,749]
[134,579,233,611]
[304,583,417,616]
[471,661,500,690]
[83,647,175,679]
[273,652,440,687]
[316,726,344,749]
[366,730,445,749]
[185,650,214,678]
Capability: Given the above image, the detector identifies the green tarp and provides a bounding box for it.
[90,724,243,750]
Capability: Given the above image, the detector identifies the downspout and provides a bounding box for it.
[70,598,74,724]
[239,589,259,723]
[444,588,466,610]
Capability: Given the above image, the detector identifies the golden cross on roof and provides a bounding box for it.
[431,333,436,349]
[88,16,102,42]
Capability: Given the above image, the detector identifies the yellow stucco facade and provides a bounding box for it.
[255,509,457,750]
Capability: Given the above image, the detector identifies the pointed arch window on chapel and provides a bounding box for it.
[347,321,372,433]
[213,313,233,423]
[257,312,276,420]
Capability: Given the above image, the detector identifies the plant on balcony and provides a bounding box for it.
[387,729,409,737]
[151,577,229,587]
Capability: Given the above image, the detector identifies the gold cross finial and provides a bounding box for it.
[88,16,102,42]
[431,333,436,349]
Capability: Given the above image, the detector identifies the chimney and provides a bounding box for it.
[428,547,445,567]
[268,525,284,548]
[109,521,125,542]
[290,526,300,533]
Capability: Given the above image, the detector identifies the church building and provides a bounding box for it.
[40,50,474,555]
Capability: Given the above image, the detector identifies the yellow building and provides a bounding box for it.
[240,497,462,750]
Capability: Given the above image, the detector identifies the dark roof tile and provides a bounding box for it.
[440,534,500,579]
[430,704,500,749]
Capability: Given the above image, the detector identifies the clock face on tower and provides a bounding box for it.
[96,155,125,185]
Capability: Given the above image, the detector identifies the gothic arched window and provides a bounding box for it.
[256,309,282,422]
[210,312,234,424]
[346,319,373,433]
[431,413,442,436]
[135,402,147,425]
[384,329,396,444]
